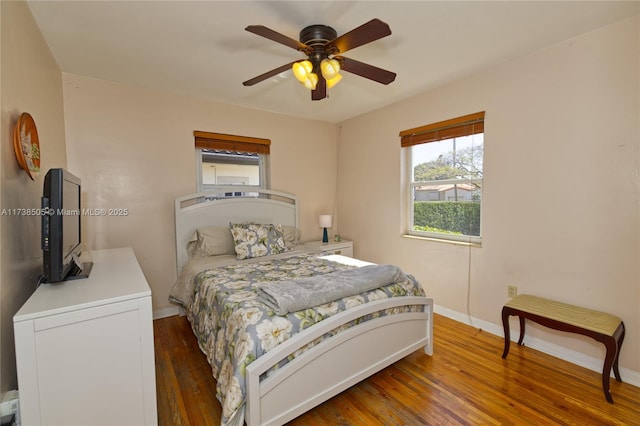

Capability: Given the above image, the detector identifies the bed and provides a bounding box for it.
[170,187,433,426]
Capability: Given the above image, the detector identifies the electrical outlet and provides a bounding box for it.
[507,285,518,298]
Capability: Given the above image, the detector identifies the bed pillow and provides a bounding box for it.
[229,223,288,260]
[196,226,236,257]
[281,225,301,248]
[186,240,201,259]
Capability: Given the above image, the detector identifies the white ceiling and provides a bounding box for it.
[27,1,638,124]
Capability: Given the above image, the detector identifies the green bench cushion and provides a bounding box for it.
[505,294,621,336]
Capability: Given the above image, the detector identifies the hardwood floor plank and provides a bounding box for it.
[155,316,220,426]
[154,313,640,425]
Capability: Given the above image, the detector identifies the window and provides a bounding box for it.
[400,112,484,244]
[194,131,270,193]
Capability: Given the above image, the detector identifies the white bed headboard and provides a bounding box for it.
[174,187,298,273]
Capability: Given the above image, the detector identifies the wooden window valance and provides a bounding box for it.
[194,131,271,154]
[399,111,485,148]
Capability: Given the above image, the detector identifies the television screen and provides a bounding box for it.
[42,168,90,283]
[61,177,80,263]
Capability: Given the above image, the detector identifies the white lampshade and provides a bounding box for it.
[319,214,333,228]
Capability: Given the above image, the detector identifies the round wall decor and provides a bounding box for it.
[13,112,41,180]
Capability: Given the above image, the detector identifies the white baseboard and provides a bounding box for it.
[153,305,184,319]
[434,304,640,388]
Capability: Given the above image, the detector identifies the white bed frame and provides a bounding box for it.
[175,187,433,426]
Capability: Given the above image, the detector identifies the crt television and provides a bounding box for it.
[41,168,92,282]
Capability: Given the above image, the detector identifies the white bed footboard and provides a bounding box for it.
[245,296,434,426]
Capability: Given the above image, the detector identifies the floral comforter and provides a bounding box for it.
[185,253,425,426]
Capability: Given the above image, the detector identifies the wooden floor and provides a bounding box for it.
[154,313,639,425]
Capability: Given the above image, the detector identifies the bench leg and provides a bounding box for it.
[517,316,526,345]
[501,308,511,359]
[602,322,626,403]
[602,337,617,403]
[613,323,625,382]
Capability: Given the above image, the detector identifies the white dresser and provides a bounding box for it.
[13,248,157,426]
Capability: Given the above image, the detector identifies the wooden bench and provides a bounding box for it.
[501,294,625,403]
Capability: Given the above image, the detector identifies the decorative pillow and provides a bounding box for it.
[281,225,301,249]
[196,226,236,257]
[229,223,288,260]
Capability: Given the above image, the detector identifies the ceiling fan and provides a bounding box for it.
[242,18,397,101]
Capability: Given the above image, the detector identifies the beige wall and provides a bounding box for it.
[0,0,67,392]
[337,16,639,374]
[2,0,636,397]
[62,74,337,315]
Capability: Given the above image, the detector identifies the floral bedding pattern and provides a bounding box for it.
[186,254,425,426]
[229,222,288,260]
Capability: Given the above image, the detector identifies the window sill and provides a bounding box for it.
[402,234,482,248]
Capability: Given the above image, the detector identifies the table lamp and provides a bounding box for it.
[319,215,333,243]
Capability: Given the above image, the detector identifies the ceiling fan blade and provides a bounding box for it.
[245,25,311,54]
[337,56,396,85]
[326,19,391,55]
[312,74,327,100]
[242,61,297,86]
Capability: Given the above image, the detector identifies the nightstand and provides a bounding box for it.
[303,240,353,257]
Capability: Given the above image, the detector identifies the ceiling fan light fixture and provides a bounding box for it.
[302,72,318,90]
[244,19,396,100]
[320,58,340,80]
[326,73,342,89]
[292,60,313,82]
